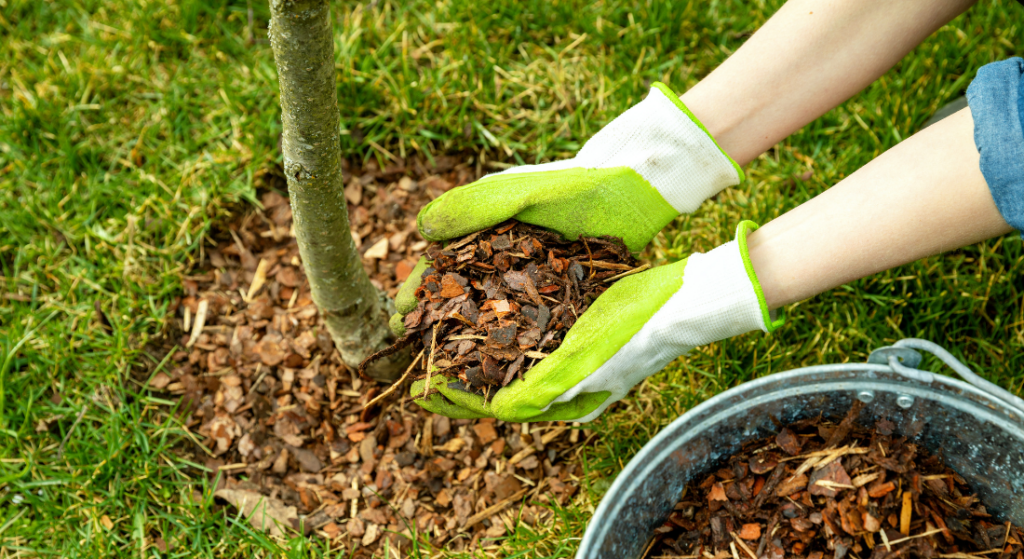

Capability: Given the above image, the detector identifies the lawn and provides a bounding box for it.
[2,0,1023,557]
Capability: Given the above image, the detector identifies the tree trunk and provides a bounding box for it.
[268,0,405,381]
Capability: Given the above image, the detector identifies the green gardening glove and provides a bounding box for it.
[419,82,742,251]
[390,257,430,335]
[391,82,743,336]
[411,221,783,423]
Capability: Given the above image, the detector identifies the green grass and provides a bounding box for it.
[2,0,1023,556]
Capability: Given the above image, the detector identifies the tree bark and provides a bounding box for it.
[268,0,404,381]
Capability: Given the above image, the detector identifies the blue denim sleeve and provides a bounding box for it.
[966,57,1024,235]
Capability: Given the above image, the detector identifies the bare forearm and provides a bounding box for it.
[682,0,977,166]
[747,108,1012,309]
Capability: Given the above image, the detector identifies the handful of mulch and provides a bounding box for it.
[360,220,644,399]
[650,401,1024,559]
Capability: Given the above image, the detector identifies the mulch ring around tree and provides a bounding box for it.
[138,156,596,556]
[650,400,1024,559]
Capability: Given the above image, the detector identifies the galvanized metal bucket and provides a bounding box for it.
[576,339,1024,559]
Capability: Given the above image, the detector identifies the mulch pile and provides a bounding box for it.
[146,156,592,555]
[367,220,640,397]
[650,401,1024,559]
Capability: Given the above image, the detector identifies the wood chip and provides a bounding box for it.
[900,490,913,535]
[246,259,270,301]
[648,401,1022,559]
[363,237,389,260]
[186,299,208,348]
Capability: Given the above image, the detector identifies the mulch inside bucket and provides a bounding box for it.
[649,401,1024,559]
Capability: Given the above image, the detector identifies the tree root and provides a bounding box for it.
[357,333,416,381]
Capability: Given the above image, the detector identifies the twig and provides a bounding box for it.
[418,412,434,457]
[180,421,215,457]
[363,348,425,410]
[644,538,661,559]
[886,528,945,546]
[507,446,536,466]
[753,467,786,508]
[247,363,267,397]
[581,237,595,279]
[461,487,528,529]
[781,444,870,462]
[414,325,439,401]
[585,261,635,271]
[445,230,481,251]
[813,443,865,471]
[814,480,855,490]
[937,550,1003,558]
[756,513,779,557]
[216,463,248,471]
[731,532,758,559]
[57,405,89,459]
[356,332,416,380]
[852,471,882,488]
[603,263,651,283]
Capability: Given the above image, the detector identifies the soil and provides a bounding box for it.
[365,220,641,399]
[649,401,1024,559]
[140,156,591,555]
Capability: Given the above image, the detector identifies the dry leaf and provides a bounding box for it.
[363,238,388,260]
[215,489,298,538]
[148,372,171,390]
[344,180,362,205]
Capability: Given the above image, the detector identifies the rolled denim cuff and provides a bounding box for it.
[966,57,1024,235]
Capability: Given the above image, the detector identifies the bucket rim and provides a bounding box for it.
[577,344,1024,558]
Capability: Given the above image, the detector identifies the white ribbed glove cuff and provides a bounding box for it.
[553,221,781,422]
[497,83,743,214]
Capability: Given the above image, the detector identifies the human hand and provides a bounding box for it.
[419,82,742,253]
[391,83,742,335]
[410,221,783,423]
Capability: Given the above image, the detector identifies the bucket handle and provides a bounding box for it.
[868,338,1024,415]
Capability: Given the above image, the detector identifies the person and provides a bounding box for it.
[390,0,1022,422]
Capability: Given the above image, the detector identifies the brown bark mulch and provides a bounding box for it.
[145,156,591,555]
[363,220,642,398]
[649,402,1024,559]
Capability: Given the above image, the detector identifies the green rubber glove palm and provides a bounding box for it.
[411,222,782,423]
